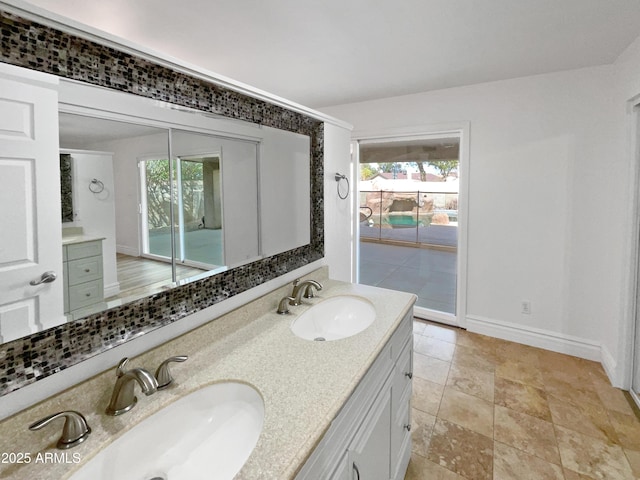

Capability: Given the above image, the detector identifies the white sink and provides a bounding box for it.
[70,382,264,480]
[290,295,375,341]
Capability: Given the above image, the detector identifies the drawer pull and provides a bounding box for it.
[404,424,412,432]
[405,372,413,379]
[85,293,91,297]
[84,268,91,273]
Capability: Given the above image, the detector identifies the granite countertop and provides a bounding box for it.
[62,235,105,246]
[0,271,416,480]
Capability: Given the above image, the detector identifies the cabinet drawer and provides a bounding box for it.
[66,240,102,260]
[67,256,103,286]
[392,338,413,409]
[68,279,103,310]
[391,395,411,476]
[389,310,412,361]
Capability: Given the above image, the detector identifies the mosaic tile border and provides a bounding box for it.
[0,10,324,396]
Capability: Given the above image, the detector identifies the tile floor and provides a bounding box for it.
[406,319,640,480]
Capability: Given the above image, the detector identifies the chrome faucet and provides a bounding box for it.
[29,410,91,449]
[155,355,188,390]
[290,279,323,306]
[106,358,158,416]
[277,296,295,314]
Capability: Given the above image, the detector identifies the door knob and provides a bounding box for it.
[29,271,57,286]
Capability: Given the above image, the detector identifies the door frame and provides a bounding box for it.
[351,122,470,328]
[622,97,640,400]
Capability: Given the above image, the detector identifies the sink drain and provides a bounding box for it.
[314,337,326,342]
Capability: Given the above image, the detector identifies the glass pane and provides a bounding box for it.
[177,157,224,269]
[144,158,173,259]
[358,138,460,315]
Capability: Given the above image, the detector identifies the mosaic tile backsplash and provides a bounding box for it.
[0,9,324,397]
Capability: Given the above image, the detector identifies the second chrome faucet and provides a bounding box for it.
[106,355,188,415]
[106,358,158,416]
[277,279,323,314]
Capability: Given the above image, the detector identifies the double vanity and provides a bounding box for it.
[0,269,415,480]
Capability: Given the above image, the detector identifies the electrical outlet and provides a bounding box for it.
[521,300,531,315]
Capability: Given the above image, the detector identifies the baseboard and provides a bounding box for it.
[600,345,620,387]
[104,282,120,298]
[116,244,139,256]
[465,315,601,362]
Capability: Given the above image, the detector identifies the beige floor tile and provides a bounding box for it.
[446,362,494,402]
[541,375,604,408]
[555,425,635,480]
[536,349,584,369]
[405,453,465,480]
[547,393,619,444]
[414,335,456,362]
[494,377,551,421]
[495,360,545,389]
[413,352,450,385]
[494,405,561,465]
[596,385,636,417]
[426,418,493,480]
[413,320,427,336]
[411,408,437,457]
[423,323,460,344]
[562,468,594,480]
[494,342,541,368]
[607,409,640,450]
[456,331,497,357]
[539,363,593,392]
[438,387,494,437]
[624,449,640,479]
[452,344,496,373]
[412,376,445,416]
[493,441,564,480]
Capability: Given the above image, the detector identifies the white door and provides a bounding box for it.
[0,64,64,343]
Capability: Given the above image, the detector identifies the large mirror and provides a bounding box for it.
[0,7,323,400]
[0,78,311,343]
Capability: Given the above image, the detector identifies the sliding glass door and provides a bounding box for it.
[140,157,174,261]
[175,155,224,270]
[356,135,461,325]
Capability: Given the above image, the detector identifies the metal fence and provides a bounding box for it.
[359,190,458,247]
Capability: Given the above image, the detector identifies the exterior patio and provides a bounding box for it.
[358,238,457,314]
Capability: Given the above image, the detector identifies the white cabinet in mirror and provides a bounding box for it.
[0,73,312,344]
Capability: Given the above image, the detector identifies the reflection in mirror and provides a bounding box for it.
[0,79,312,345]
[171,129,260,270]
[56,112,269,325]
[59,114,174,314]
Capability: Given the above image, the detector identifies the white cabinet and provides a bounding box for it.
[349,379,392,479]
[63,239,105,318]
[297,309,413,480]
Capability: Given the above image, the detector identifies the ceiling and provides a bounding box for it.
[59,113,164,149]
[20,0,640,108]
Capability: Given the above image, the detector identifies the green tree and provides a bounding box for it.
[145,159,204,231]
[360,164,378,180]
[428,160,458,181]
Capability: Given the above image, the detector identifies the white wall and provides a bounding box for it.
[260,127,311,256]
[88,132,168,257]
[321,65,629,378]
[324,123,354,282]
[63,150,119,297]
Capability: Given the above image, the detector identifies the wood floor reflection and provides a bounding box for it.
[108,253,205,303]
